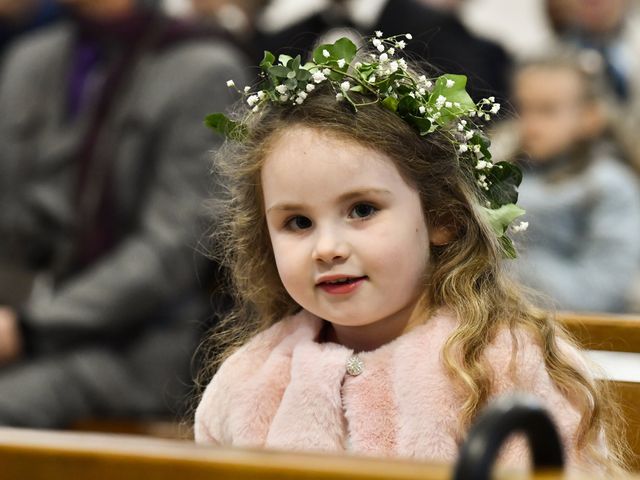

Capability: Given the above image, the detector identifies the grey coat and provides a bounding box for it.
[511,150,640,313]
[0,21,244,426]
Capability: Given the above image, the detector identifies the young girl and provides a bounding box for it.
[194,35,626,473]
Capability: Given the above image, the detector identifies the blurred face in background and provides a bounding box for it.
[575,0,628,35]
[58,0,136,19]
[514,66,591,163]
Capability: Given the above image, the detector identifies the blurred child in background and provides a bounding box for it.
[507,55,640,312]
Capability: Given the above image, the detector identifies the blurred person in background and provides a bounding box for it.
[0,0,62,58]
[545,0,640,173]
[0,0,245,427]
[187,0,511,103]
[504,55,640,313]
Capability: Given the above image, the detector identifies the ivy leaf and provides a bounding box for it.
[381,96,398,112]
[481,204,525,236]
[268,65,290,78]
[205,113,247,141]
[429,74,475,124]
[485,162,522,208]
[260,51,275,70]
[332,37,357,63]
[312,37,357,65]
[398,94,418,116]
[278,54,293,66]
[407,114,431,134]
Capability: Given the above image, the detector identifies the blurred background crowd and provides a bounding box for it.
[0,0,639,429]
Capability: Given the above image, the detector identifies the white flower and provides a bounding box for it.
[372,38,382,47]
[445,101,453,108]
[340,80,351,91]
[226,79,235,88]
[377,44,385,52]
[489,96,496,102]
[243,86,251,93]
[405,33,413,39]
[354,62,362,69]
[368,75,376,83]
[425,80,433,89]
[512,221,529,233]
[484,113,491,121]
[279,94,289,102]
[457,122,465,131]
[389,61,399,73]
[435,95,446,107]
[490,103,501,114]
[446,79,455,88]
[252,106,259,112]
[387,47,395,55]
[459,144,469,153]
[396,40,406,49]
[298,91,308,100]
[322,49,330,58]
[275,84,288,94]
[246,94,259,107]
[257,90,266,99]
[322,68,331,75]
[306,83,315,92]
[312,71,326,83]
[336,92,344,101]
[419,106,426,114]
[398,58,407,69]
[418,87,426,96]
[418,75,427,83]
[375,30,383,37]
[295,97,304,105]
[379,53,388,62]
[453,102,461,108]
[476,160,488,170]
[469,110,477,117]
[465,130,474,140]
[337,58,346,68]
[473,144,481,153]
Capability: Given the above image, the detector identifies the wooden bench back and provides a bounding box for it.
[0,427,637,480]
[557,312,640,470]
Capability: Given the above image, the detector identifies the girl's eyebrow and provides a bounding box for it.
[266,188,392,213]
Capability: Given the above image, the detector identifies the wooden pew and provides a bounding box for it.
[0,427,634,480]
[557,311,640,471]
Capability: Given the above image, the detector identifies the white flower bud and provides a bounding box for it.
[306,83,315,92]
[446,79,455,88]
[226,80,235,88]
[322,49,330,58]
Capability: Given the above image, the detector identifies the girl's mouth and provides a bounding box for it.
[317,276,367,294]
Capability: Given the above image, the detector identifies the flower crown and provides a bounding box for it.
[207,33,526,258]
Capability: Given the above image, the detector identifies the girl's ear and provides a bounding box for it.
[429,226,454,246]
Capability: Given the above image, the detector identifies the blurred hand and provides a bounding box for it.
[0,306,22,366]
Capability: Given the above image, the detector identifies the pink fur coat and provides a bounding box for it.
[194,309,594,469]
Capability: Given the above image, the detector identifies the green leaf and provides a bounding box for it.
[260,51,275,69]
[381,96,398,112]
[332,37,357,63]
[398,95,418,116]
[296,69,312,81]
[268,65,290,78]
[312,37,357,65]
[407,114,431,135]
[485,162,523,208]
[290,55,301,71]
[428,74,475,124]
[481,204,525,236]
[204,113,247,141]
[278,54,293,66]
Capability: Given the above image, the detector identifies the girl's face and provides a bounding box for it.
[262,126,435,350]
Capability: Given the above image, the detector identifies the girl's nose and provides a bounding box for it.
[311,227,350,263]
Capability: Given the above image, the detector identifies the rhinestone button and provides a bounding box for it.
[346,355,364,376]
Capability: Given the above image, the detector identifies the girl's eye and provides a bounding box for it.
[286,215,313,230]
[349,203,378,219]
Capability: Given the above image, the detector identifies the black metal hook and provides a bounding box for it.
[452,395,565,480]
